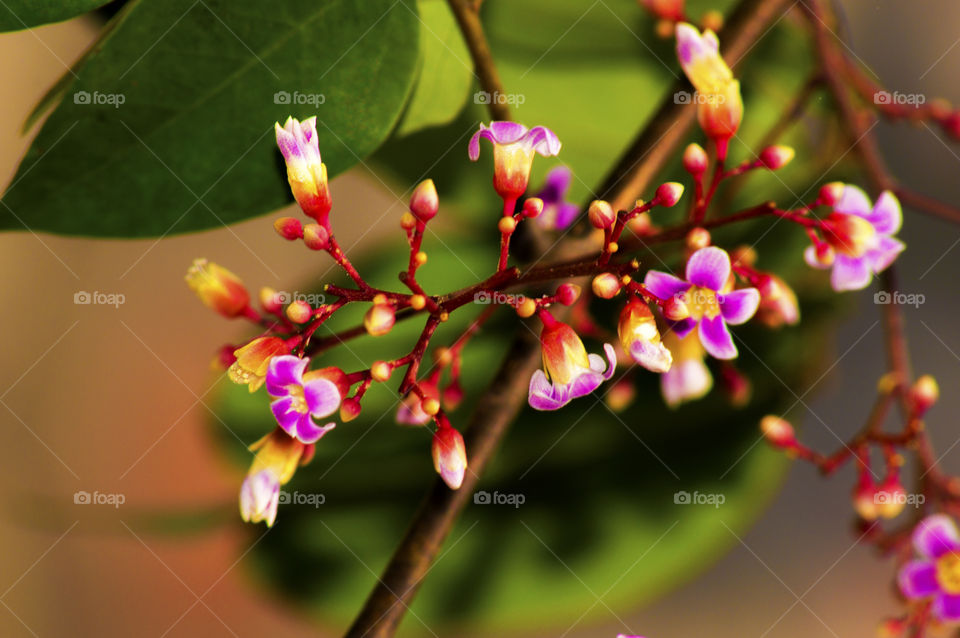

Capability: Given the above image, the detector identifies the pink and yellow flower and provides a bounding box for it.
[675,23,743,153]
[275,116,332,224]
[240,428,312,527]
[528,311,616,410]
[468,121,561,200]
[618,297,672,373]
[660,330,713,407]
[266,355,345,444]
[898,515,960,623]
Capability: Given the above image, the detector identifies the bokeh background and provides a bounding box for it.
[1,1,959,636]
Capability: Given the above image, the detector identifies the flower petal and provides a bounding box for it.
[699,314,737,359]
[719,288,760,325]
[302,377,341,418]
[295,414,336,445]
[266,355,308,396]
[830,254,872,291]
[668,317,698,339]
[596,343,617,380]
[523,125,561,157]
[686,246,730,291]
[933,593,960,623]
[538,166,572,203]
[898,560,940,599]
[913,514,960,559]
[630,339,673,373]
[568,371,604,398]
[865,190,902,235]
[804,244,830,270]
[835,184,873,217]
[643,270,691,300]
[528,370,571,410]
[867,236,905,273]
[270,397,303,437]
[661,359,712,407]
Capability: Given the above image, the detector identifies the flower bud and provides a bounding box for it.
[432,425,467,490]
[701,9,723,32]
[364,302,396,337]
[910,375,939,415]
[409,179,439,222]
[592,273,622,299]
[185,259,250,318]
[640,0,684,21]
[814,242,835,266]
[756,274,800,328]
[286,300,312,323]
[340,398,361,422]
[685,227,711,251]
[422,397,441,416]
[371,360,392,382]
[556,283,581,306]
[522,197,544,218]
[259,287,283,314]
[760,415,795,447]
[852,478,879,521]
[683,143,708,175]
[730,245,757,267]
[819,181,845,206]
[273,216,303,240]
[721,364,751,407]
[874,476,906,519]
[517,297,537,318]
[588,200,616,229]
[662,294,690,321]
[655,182,684,207]
[303,223,330,251]
[498,216,517,234]
[400,212,417,230]
[409,294,426,310]
[759,145,795,170]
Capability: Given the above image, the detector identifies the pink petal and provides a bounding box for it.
[867,236,905,273]
[661,359,712,407]
[933,593,960,623]
[629,339,673,373]
[686,246,730,291]
[698,315,737,360]
[864,190,902,235]
[830,254,872,291]
[835,184,873,217]
[266,355,308,396]
[804,244,830,270]
[643,270,691,300]
[719,288,760,325]
[898,560,939,599]
[528,370,571,410]
[303,377,341,418]
[913,515,960,559]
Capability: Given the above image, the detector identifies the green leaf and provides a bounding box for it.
[0,0,112,31]
[395,0,474,136]
[2,0,420,237]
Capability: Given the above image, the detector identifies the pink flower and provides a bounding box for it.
[898,515,960,623]
[266,355,343,443]
[469,121,561,200]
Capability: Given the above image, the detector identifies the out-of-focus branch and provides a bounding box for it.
[447,0,510,120]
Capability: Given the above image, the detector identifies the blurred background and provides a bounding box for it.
[1,1,960,636]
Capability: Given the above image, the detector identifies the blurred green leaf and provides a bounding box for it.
[2,0,419,237]
[0,0,112,31]
[396,0,474,136]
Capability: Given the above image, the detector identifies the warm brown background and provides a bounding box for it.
[2,2,959,636]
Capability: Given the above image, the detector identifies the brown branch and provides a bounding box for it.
[447,0,510,121]
[344,1,799,636]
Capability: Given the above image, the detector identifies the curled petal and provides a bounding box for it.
[913,514,960,559]
[528,370,572,410]
[830,254,872,291]
[686,246,730,291]
[294,414,336,445]
[865,190,903,236]
[266,355,308,396]
[270,396,303,438]
[834,184,873,217]
[804,244,830,270]
[719,288,760,325]
[630,339,673,373]
[643,270,691,300]
[524,125,562,157]
[468,121,529,160]
[898,560,940,599]
[699,315,737,360]
[867,236,905,273]
[568,370,604,399]
[302,377,341,419]
[596,343,617,380]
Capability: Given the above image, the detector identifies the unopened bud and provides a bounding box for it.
[303,223,329,250]
[274,216,303,240]
[852,479,879,521]
[498,216,517,234]
[432,425,467,490]
[730,245,757,267]
[371,360,392,382]
[400,212,417,230]
[364,303,396,337]
[259,287,282,314]
[415,251,428,266]
[409,294,426,310]
[410,179,439,221]
[910,375,939,415]
[588,200,616,229]
[759,145,795,170]
[517,297,537,318]
[819,182,845,206]
[286,300,312,324]
[760,415,795,447]
[663,294,690,321]
[340,398,361,422]
[557,283,581,306]
[701,10,723,32]
[422,397,441,416]
[592,273,622,299]
[683,143,708,175]
[685,227,711,250]
[605,378,636,412]
[656,182,684,207]
[875,477,906,519]
[185,259,250,318]
[522,197,544,218]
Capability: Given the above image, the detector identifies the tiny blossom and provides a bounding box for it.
[275,116,332,223]
[644,246,760,360]
[529,312,616,411]
[240,428,311,528]
[898,514,960,623]
[660,331,712,407]
[185,259,250,318]
[469,121,561,200]
[266,355,342,444]
[228,336,290,392]
[618,297,672,373]
[533,166,579,230]
[432,424,467,490]
[805,185,905,292]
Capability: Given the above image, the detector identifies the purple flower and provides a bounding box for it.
[533,166,579,230]
[528,314,616,410]
[805,186,905,291]
[468,121,561,200]
[266,355,339,444]
[898,514,960,622]
[644,246,760,360]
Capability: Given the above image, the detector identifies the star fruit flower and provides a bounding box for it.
[266,355,345,444]
[898,514,960,623]
[468,121,561,200]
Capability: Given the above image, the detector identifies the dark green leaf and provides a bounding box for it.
[0,0,112,31]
